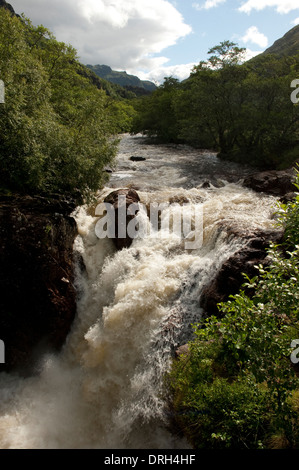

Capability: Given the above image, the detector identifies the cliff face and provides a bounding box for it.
[0,194,78,374]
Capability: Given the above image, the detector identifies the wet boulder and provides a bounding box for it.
[103,188,140,250]
[200,227,284,317]
[243,169,296,197]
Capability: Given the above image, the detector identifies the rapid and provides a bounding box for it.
[0,134,280,449]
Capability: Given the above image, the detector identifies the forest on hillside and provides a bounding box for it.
[132,41,299,170]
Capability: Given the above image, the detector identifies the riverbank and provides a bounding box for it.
[0,193,77,373]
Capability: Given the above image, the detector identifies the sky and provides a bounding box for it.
[10,0,299,84]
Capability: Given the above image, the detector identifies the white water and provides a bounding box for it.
[0,134,280,449]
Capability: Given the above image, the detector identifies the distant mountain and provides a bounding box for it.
[86,64,156,94]
[77,63,141,100]
[263,24,299,57]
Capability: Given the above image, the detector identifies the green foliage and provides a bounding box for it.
[168,361,273,449]
[131,77,181,142]
[206,40,246,69]
[165,173,299,449]
[105,99,137,133]
[0,9,122,203]
[276,168,299,246]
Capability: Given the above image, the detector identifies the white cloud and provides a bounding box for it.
[244,48,263,60]
[138,48,264,84]
[241,26,268,48]
[11,0,192,75]
[291,17,299,25]
[239,0,299,14]
[137,62,197,84]
[192,0,226,10]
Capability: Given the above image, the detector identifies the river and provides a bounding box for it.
[0,134,280,449]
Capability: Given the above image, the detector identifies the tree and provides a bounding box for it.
[133,40,299,170]
[131,77,181,142]
[177,42,248,155]
[206,40,246,69]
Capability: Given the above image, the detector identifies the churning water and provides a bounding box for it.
[0,134,280,448]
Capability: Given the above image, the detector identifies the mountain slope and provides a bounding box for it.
[263,24,299,57]
[76,63,138,99]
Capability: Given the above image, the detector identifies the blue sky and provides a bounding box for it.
[11,0,299,83]
[163,0,299,68]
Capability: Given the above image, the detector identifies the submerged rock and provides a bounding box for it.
[130,156,146,162]
[0,194,78,373]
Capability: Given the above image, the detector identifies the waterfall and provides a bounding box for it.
[0,135,279,449]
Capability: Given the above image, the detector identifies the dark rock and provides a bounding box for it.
[129,156,146,162]
[200,228,284,316]
[104,188,140,250]
[243,169,296,196]
[201,181,211,189]
[0,194,78,374]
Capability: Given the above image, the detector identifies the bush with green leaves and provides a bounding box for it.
[166,172,299,449]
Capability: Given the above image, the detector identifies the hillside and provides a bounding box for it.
[86,64,156,94]
[263,24,299,57]
[0,0,16,15]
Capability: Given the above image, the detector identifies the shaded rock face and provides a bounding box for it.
[200,227,284,317]
[104,188,140,250]
[243,169,296,197]
[0,195,78,374]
